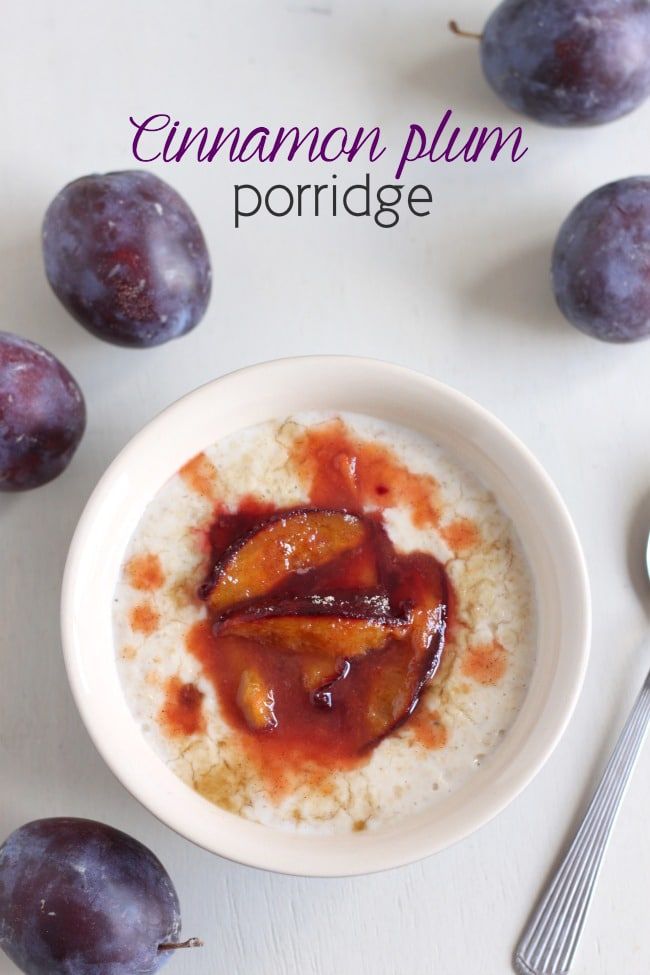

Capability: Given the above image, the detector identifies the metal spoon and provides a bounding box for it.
[513,532,650,975]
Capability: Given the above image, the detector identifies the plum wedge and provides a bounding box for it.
[363,607,445,743]
[362,555,448,743]
[216,593,410,658]
[201,508,367,616]
[237,668,278,731]
[301,655,350,693]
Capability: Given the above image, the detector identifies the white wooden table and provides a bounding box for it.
[2,2,650,972]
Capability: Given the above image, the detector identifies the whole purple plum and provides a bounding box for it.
[0,332,85,490]
[552,177,650,342]
[42,171,212,347]
[0,819,198,975]
[480,0,650,126]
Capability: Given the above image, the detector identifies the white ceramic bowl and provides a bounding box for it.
[61,356,590,877]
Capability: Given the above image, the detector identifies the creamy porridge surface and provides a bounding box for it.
[113,412,536,833]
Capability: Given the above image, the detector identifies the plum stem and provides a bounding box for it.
[448,19,482,40]
[158,938,204,951]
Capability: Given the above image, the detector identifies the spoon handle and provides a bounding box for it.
[514,669,650,975]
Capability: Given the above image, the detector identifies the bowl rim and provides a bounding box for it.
[61,355,591,876]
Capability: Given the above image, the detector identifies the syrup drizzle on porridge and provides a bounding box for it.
[114,413,536,833]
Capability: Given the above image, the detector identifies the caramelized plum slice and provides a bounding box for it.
[365,649,419,740]
[362,620,444,743]
[202,508,366,616]
[362,557,447,744]
[306,659,351,709]
[301,656,351,709]
[237,668,278,731]
[221,614,406,659]
[217,593,410,658]
[301,655,347,693]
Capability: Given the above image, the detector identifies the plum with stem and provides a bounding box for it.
[0,818,201,975]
